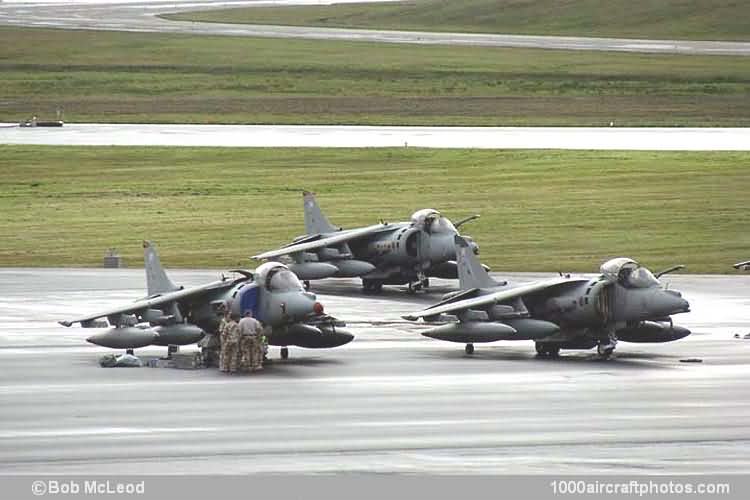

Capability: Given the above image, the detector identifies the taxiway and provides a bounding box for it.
[1,0,749,56]
[3,124,750,150]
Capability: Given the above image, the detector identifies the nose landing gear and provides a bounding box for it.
[596,342,615,360]
[597,331,617,360]
[407,277,430,294]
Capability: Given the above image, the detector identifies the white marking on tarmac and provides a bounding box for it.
[0,427,217,439]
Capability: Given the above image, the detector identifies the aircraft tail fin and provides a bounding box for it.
[143,240,179,296]
[303,191,338,235]
[455,235,497,290]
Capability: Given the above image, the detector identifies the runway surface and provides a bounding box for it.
[1,268,749,474]
[3,124,750,150]
[2,0,750,56]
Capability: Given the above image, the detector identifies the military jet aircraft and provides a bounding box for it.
[60,241,353,360]
[253,191,481,293]
[404,236,691,359]
[734,260,750,271]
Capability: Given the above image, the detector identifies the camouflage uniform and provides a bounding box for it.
[253,325,270,369]
[238,335,256,372]
[224,319,240,373]
[198,332,220,368]
[238,315,263,372]
[218,316,229,372]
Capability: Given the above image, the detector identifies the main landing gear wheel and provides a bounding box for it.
[535,343,560,358]
[362,279,383,294]
[597,343,614,360]
[280,347,289,360]
[465,343,475,355]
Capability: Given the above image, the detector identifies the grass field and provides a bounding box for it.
[2,27,750,126]
[165,0,750,41]
[1,146,747,273]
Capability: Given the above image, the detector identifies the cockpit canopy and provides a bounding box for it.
[600,257,660,289]
[410,209,456,234]
[254,262,304,292]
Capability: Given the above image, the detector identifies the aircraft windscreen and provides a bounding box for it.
[268,269,304,292]
[411,209,440,227]
[622,266,660,288]
[430,216,456,234]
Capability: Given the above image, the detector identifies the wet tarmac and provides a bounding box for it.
[1,268,749,474]
[2,124,750,150]
[2,0,750,56]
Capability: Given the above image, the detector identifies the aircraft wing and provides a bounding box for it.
[253,223,391,260]
[59,278,243,327]
[403,276,582,321]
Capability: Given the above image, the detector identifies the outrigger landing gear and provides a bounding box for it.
[280,347,289,360]
[535,343,560,358]
[465,343,475,355]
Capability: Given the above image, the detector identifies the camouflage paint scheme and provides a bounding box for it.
[60,241,353,358]
[254,192,482,293]
[404,236,691,359]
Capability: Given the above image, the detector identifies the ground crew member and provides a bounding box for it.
[260,323,270,366]
[199,303,225,368]
[217,304,231,372]
[238,310,263,372]
[224,312,241,373]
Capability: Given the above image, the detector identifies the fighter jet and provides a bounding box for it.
[253,191,481,293]
[734,261,750,271]
[59,241,353,360]
[403,236,691,359]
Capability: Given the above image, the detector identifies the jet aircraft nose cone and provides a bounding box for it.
[679,298,690,313]
[655,290,690,316]
[284,293,320,321]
